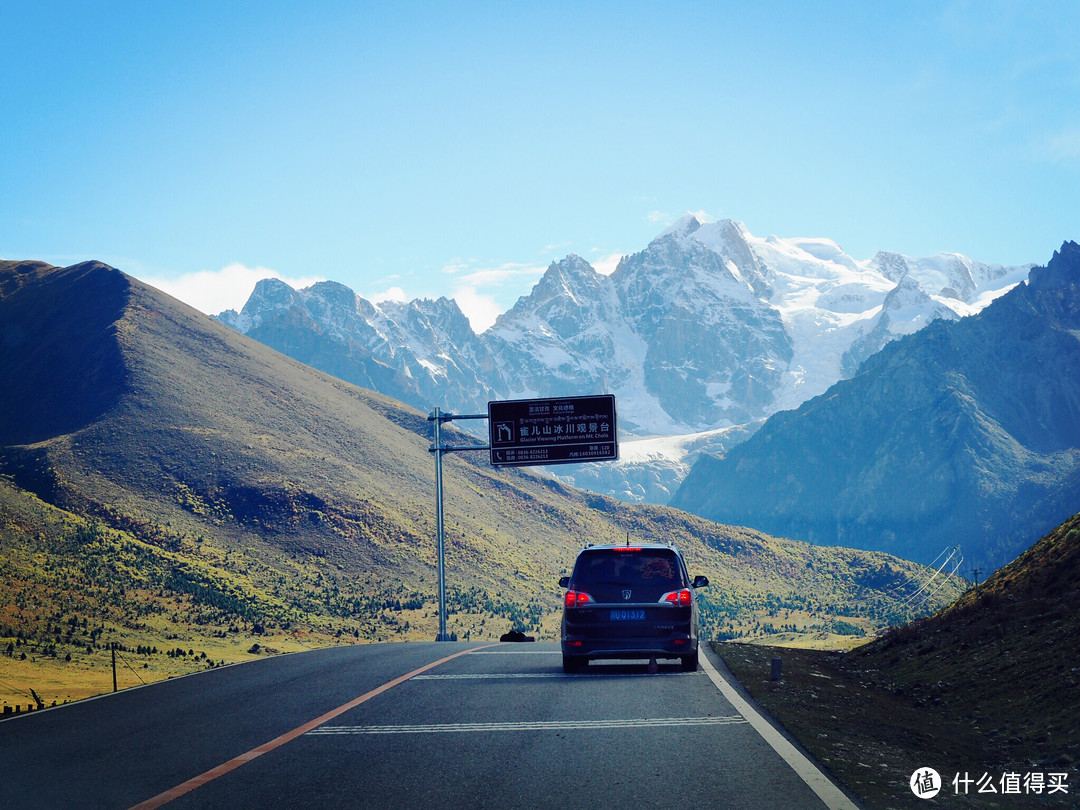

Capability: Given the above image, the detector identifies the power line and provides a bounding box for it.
[902,546,963,611]
[0,676,33,699]
[112,646,147,686]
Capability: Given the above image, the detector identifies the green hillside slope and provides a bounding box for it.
[1,260,963,708]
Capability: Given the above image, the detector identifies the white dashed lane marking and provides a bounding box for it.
[307,716,748,735]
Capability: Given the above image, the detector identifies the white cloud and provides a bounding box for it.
[590,251,624,276]
[440,260,474,275]
[459,262,547,288]
[454,285,503,333]
[439,260,548,333]
[140,263,325,315]
[647,209,718,228]
[371,286,407,304]
[1044,128,1080,163]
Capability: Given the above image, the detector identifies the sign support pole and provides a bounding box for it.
[428,408,488,641]
[428,395,616,641]
[432,408,447,641]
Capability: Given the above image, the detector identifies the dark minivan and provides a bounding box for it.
[559,543,709,673]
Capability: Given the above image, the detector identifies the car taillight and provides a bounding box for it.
[661,589,692,607]
[565,590,594,607]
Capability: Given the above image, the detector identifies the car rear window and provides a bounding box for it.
[572,548,684,591]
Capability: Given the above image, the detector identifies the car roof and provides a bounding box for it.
[576,542,681,554]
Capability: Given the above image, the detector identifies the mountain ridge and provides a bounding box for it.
[216,218,1031,441]
[671,241,1080,570]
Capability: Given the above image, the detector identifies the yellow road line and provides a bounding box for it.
[128,644,495,809]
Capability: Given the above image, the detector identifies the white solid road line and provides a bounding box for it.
[699,650,861,810]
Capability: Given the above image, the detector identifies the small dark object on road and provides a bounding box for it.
[500,630,536,642]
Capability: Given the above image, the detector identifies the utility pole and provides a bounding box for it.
[970,568,983,595]
[112,642,118,692]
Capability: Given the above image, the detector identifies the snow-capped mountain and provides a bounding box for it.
[671,240,1080,571]
[215,215,1032,502]
[218,278,501,416]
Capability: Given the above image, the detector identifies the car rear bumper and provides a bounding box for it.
[561,605,697,660]
[561,638,697,661]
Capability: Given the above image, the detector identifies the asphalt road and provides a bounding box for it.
[0,642,857,809]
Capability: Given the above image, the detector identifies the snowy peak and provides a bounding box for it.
[215,277,302,332]
[879,274,961,333]
[873,251,910,283]
[215,218,1035,449]
[607,225,793,427]
[615,222,757,315]
[494,254,620,341]
[868,250,1031,307]
[656,213,702,240]
[692,219,772,295]
[529,254,605,310]
[883,274,932,310]
[840,273,960,377]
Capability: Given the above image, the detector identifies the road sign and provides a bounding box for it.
[488,394,618,467]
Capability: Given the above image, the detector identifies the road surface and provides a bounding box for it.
[0,642,859,809]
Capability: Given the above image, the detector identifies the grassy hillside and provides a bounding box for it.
[721,511,1080,809]
[1,260,964,709]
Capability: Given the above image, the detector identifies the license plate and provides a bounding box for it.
[610,609,645,621]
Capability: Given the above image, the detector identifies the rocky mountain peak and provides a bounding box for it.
[656,213,702,240]
[212,220,1038,474]
[397,296,476,345]
[1030,240,1080,291]
[494,254,618,344]
[307,280,361,310]
[304,280,372,330]
[535,254,603,298]
[248,277,302,311]
[883,274,932,309]
[215,277,303,332]
[873,251,911,283]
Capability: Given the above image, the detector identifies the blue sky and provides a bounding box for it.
[3,1,1078,330]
